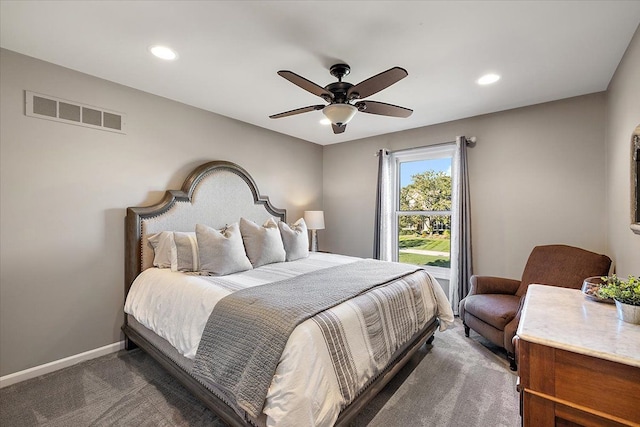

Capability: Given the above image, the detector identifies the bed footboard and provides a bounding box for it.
[122,323,251,427]
[122,317,439,427]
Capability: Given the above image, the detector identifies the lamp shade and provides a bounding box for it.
[304,210,325,230]
[322,104,357,126]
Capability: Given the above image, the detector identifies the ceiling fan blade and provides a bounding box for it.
[269,105,324,119]
[278,71,334,101]
[347,67,408,100]
[332,123,346,134]
[356,100,412,118]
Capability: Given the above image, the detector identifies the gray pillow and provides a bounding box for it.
[196,223,252,275]
[147,231,175,268]
[278,218,309,261]
[239,217,286,268]
[173,232,198,272]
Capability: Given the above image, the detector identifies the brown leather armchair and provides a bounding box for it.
[459,244,612,370]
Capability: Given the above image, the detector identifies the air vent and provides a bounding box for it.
[25,91,126,134]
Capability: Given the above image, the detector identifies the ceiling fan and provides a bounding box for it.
[269,63,412,134]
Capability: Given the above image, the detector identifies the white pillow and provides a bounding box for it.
[147,231,176,269]
[278,218,309,261]
[239,217,286,268]
[173,232,199,272]
[196,223,252,275]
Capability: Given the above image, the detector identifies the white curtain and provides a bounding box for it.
[374,149,393,261]
[449,136,473,314]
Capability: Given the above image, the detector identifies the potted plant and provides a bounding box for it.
[597,275,640,324]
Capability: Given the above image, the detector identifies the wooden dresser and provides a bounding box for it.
[516,285,640,427]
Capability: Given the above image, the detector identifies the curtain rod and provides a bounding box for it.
[376,136,476,156]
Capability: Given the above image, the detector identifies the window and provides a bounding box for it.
[390,144,455,278]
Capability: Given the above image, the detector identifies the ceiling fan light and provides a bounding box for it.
[323,104,357,126]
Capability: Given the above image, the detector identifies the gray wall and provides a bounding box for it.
[0,49,323,376]
[323,93,609,281]
[606,25,640,277]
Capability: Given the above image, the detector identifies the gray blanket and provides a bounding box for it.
[191,259,421,419]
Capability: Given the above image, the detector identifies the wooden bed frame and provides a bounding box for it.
[122,160,439,427]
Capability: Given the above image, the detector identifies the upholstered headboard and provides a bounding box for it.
[124,160,286,296]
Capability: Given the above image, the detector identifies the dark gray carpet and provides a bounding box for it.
[0,320,519,426]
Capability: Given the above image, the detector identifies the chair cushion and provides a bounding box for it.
[463,294,521,331]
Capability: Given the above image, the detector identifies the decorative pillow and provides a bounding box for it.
[196,223,252,275]
[278,218,309,261]
[147,231,176,268]
[173,232,199,272]
[239,217,286,268]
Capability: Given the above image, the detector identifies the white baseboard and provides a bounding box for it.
[0,341,125,389]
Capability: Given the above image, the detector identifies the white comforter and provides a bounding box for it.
[125,253,454,427]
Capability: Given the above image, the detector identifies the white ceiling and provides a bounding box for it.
[1,1,639,145]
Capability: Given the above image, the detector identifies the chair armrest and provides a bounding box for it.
[468,275,521,296]
[507,296,528,357]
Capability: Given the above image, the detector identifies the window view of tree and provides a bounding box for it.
[398,160,452,268]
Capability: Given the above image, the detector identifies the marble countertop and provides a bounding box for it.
[517,284,640,368]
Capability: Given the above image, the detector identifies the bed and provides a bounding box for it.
[122,160,454,427]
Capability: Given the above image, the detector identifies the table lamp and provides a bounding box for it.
[304,210,325,252]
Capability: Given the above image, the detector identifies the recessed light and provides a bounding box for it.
[149,45,178,61]
[319,118,331,125]
[477,73,500,85]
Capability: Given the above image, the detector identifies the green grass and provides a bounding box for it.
[399,235,450,252]
[399,252,450,268]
